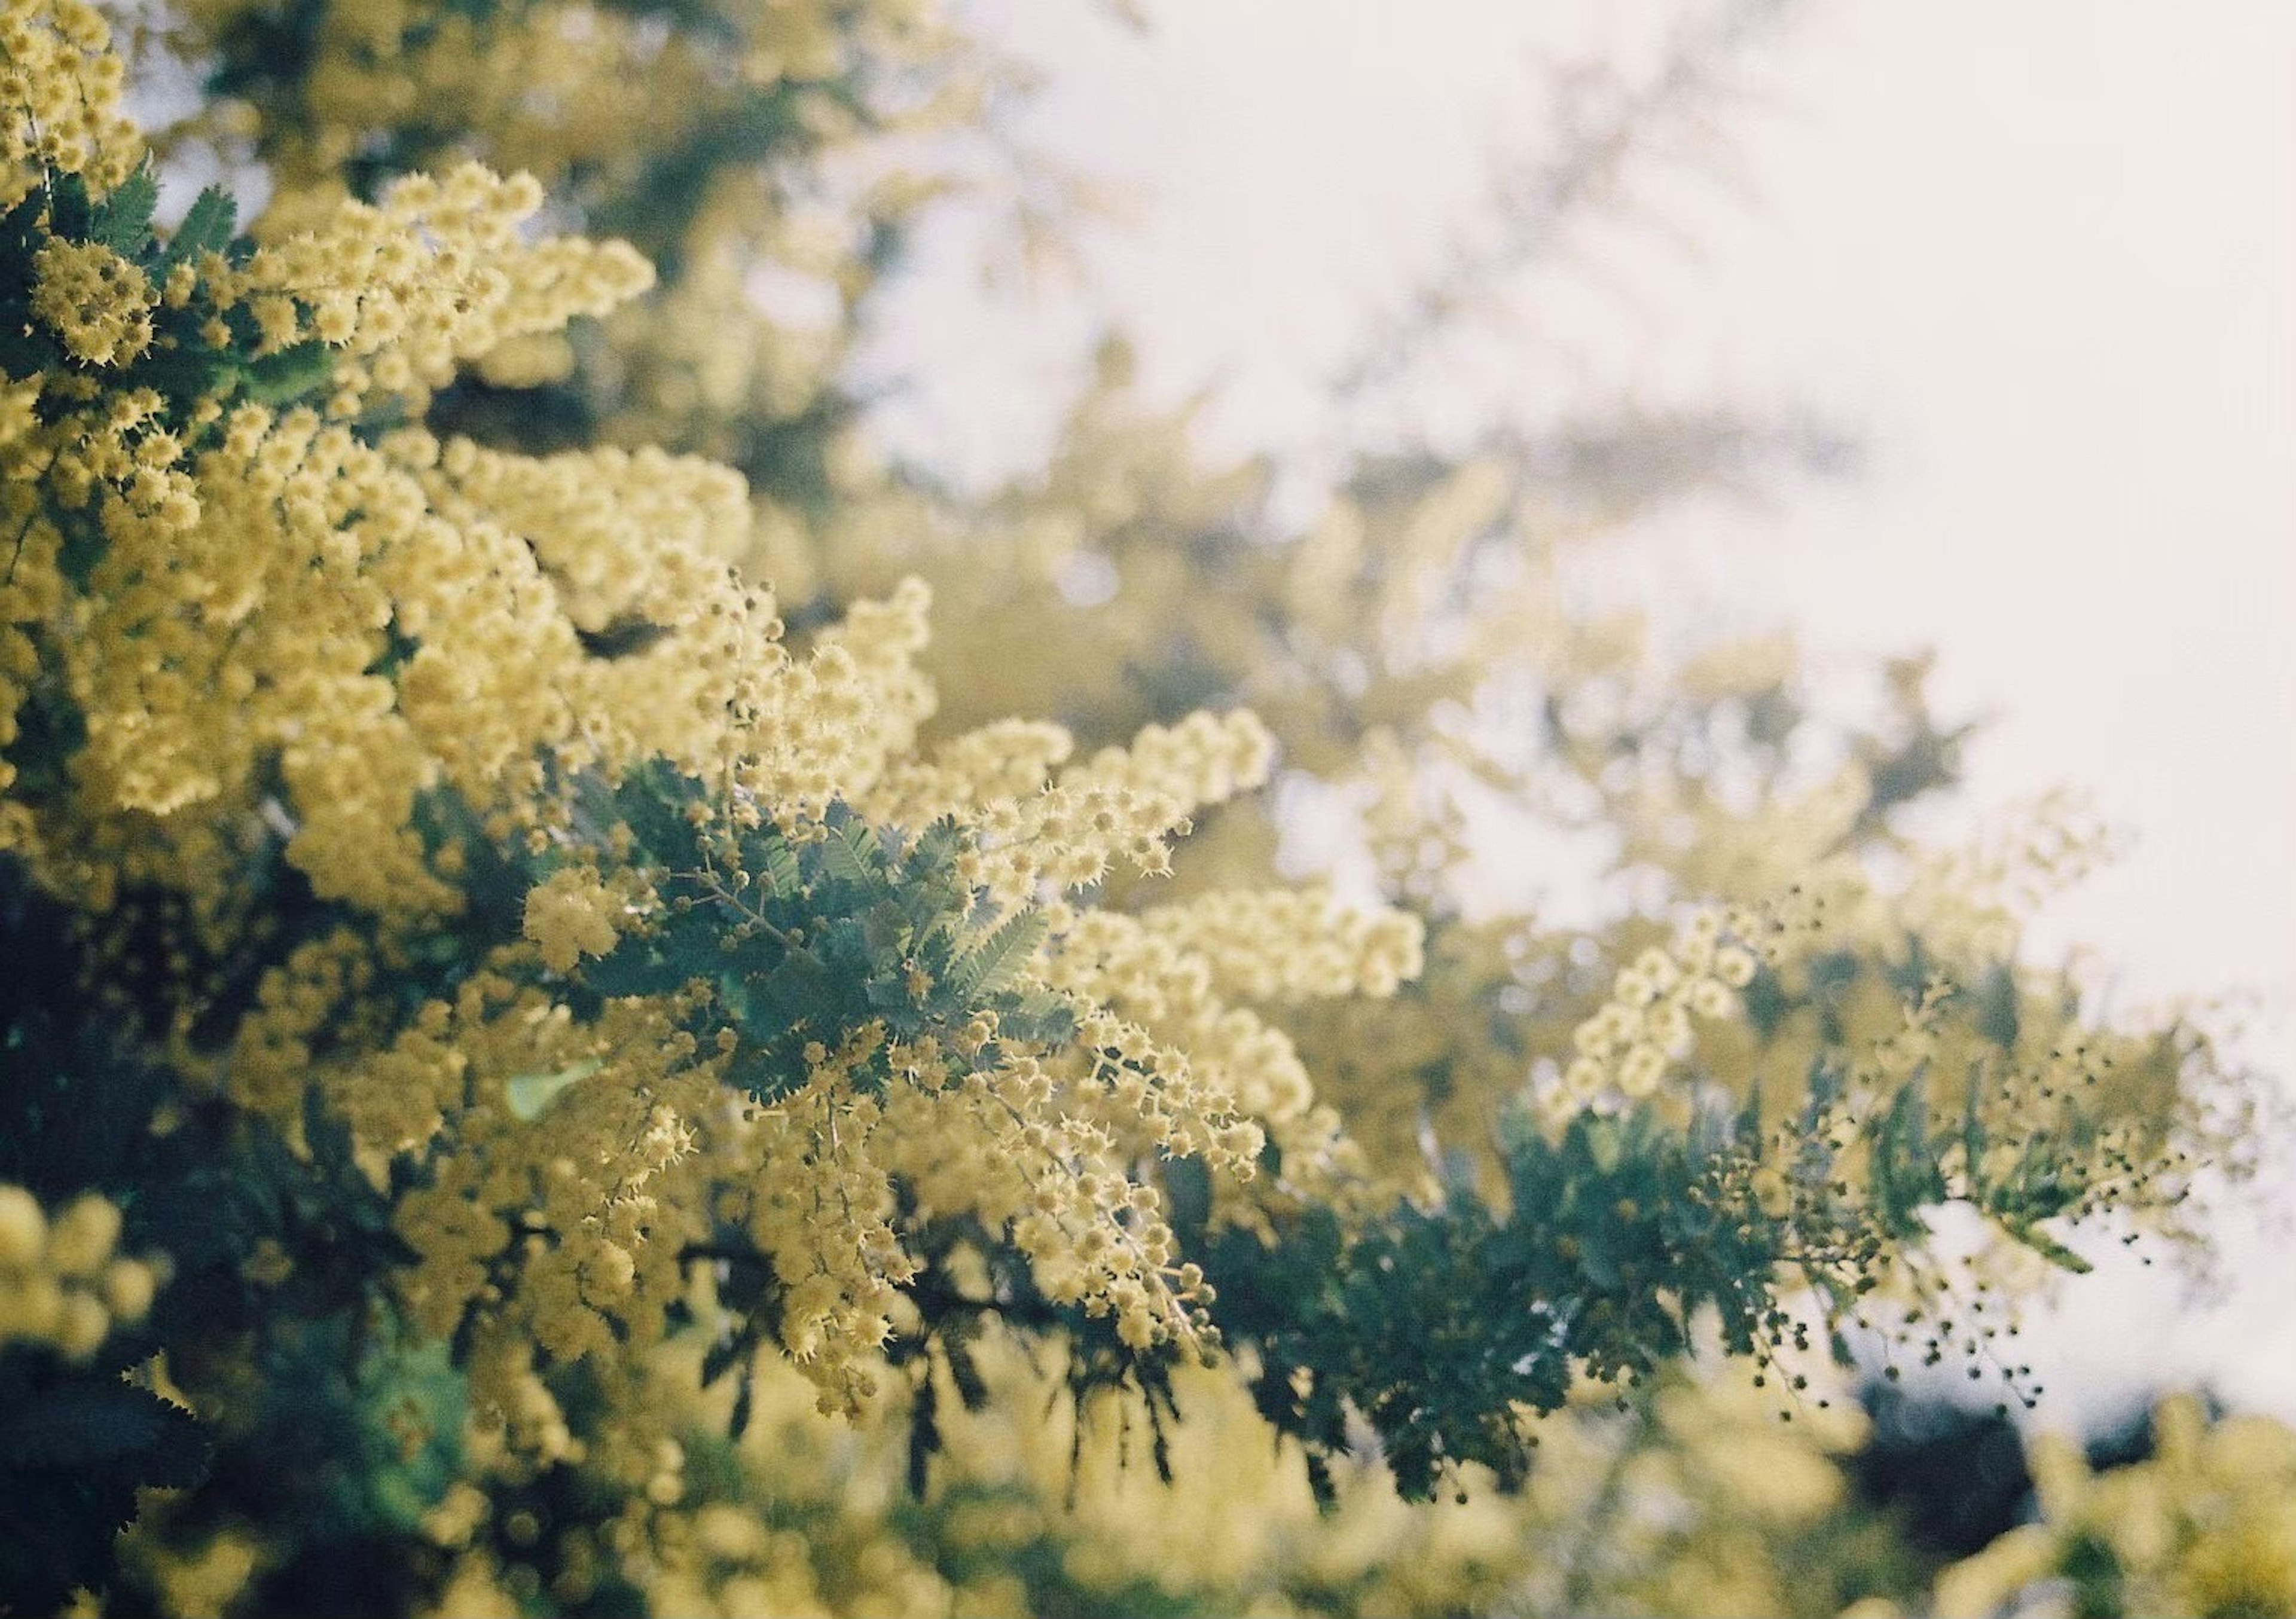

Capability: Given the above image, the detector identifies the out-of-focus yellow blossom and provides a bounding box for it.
[1932,1398,2296,1619]
[522,866,633,974]
[0,1184,157,1361]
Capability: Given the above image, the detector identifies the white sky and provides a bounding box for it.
[862,0,2296,1428]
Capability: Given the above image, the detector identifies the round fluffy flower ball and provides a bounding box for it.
[30,239,157,367]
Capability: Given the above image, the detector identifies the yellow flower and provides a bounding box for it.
[521,867,626,974]
[30,239,155,367]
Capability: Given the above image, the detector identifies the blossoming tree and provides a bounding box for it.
[0,2,2285,1615]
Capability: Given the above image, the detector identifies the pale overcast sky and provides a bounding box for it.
[861,1,2296,1426]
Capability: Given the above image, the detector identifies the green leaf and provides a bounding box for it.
[946,1340,990,1410]
[505,1057,603,1120]
[1874,1066,1946,1231]
[44,172,92,240]
[701,1334,749,1390]
[0,1382,207,1482]
[1961,1061,1990,1187]
[89,168,158,255]
[162,185,237,270]
[860,899,911,958]
[1580,1113,1623,1175]
[237,340,334,405]
[820,818,883,887]
[2002,1220,2094,1275]
[0,1379,209,1615]
[728,1366,755,1440]
[0,188,45,263]
[946,909,1047,1003]
[758,832,801,898]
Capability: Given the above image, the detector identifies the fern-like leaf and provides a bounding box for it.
[946,910,1048,1003]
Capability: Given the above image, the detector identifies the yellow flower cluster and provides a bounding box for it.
[890,1062,1213,1353]
[1620,764,1873,909]
[3,358,954,924]
[382,822,1293,1418]
[1898,787,2122,960]
[1041,906,1364,1174]
[411,1355,709,1610]
[29,238,155,366]
[0,1184,158,1360]
[854,707,1279,908]
[522,865,631,975]
[0,375,204,812]
[210,929,382,1123]
[761,576,939,802]
[987,709,1277,897]
[1538,916,1761,1134]
[858,716,1079,827]
[1134,887,1426,1003]
[697,945,1283,1405]
[417,439,749,634]
[733,1076,927,1409]
[0,167,734,927]
[169,0,965,200]
[158,0,1000,484]
[0,0,139,200]
[0,385,55,817]
[216,164,654,417]
[1927,1397,2296,1619]
[0,342,1318,1424]
[390,979,715,1360]
[1673,630,1800,702]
